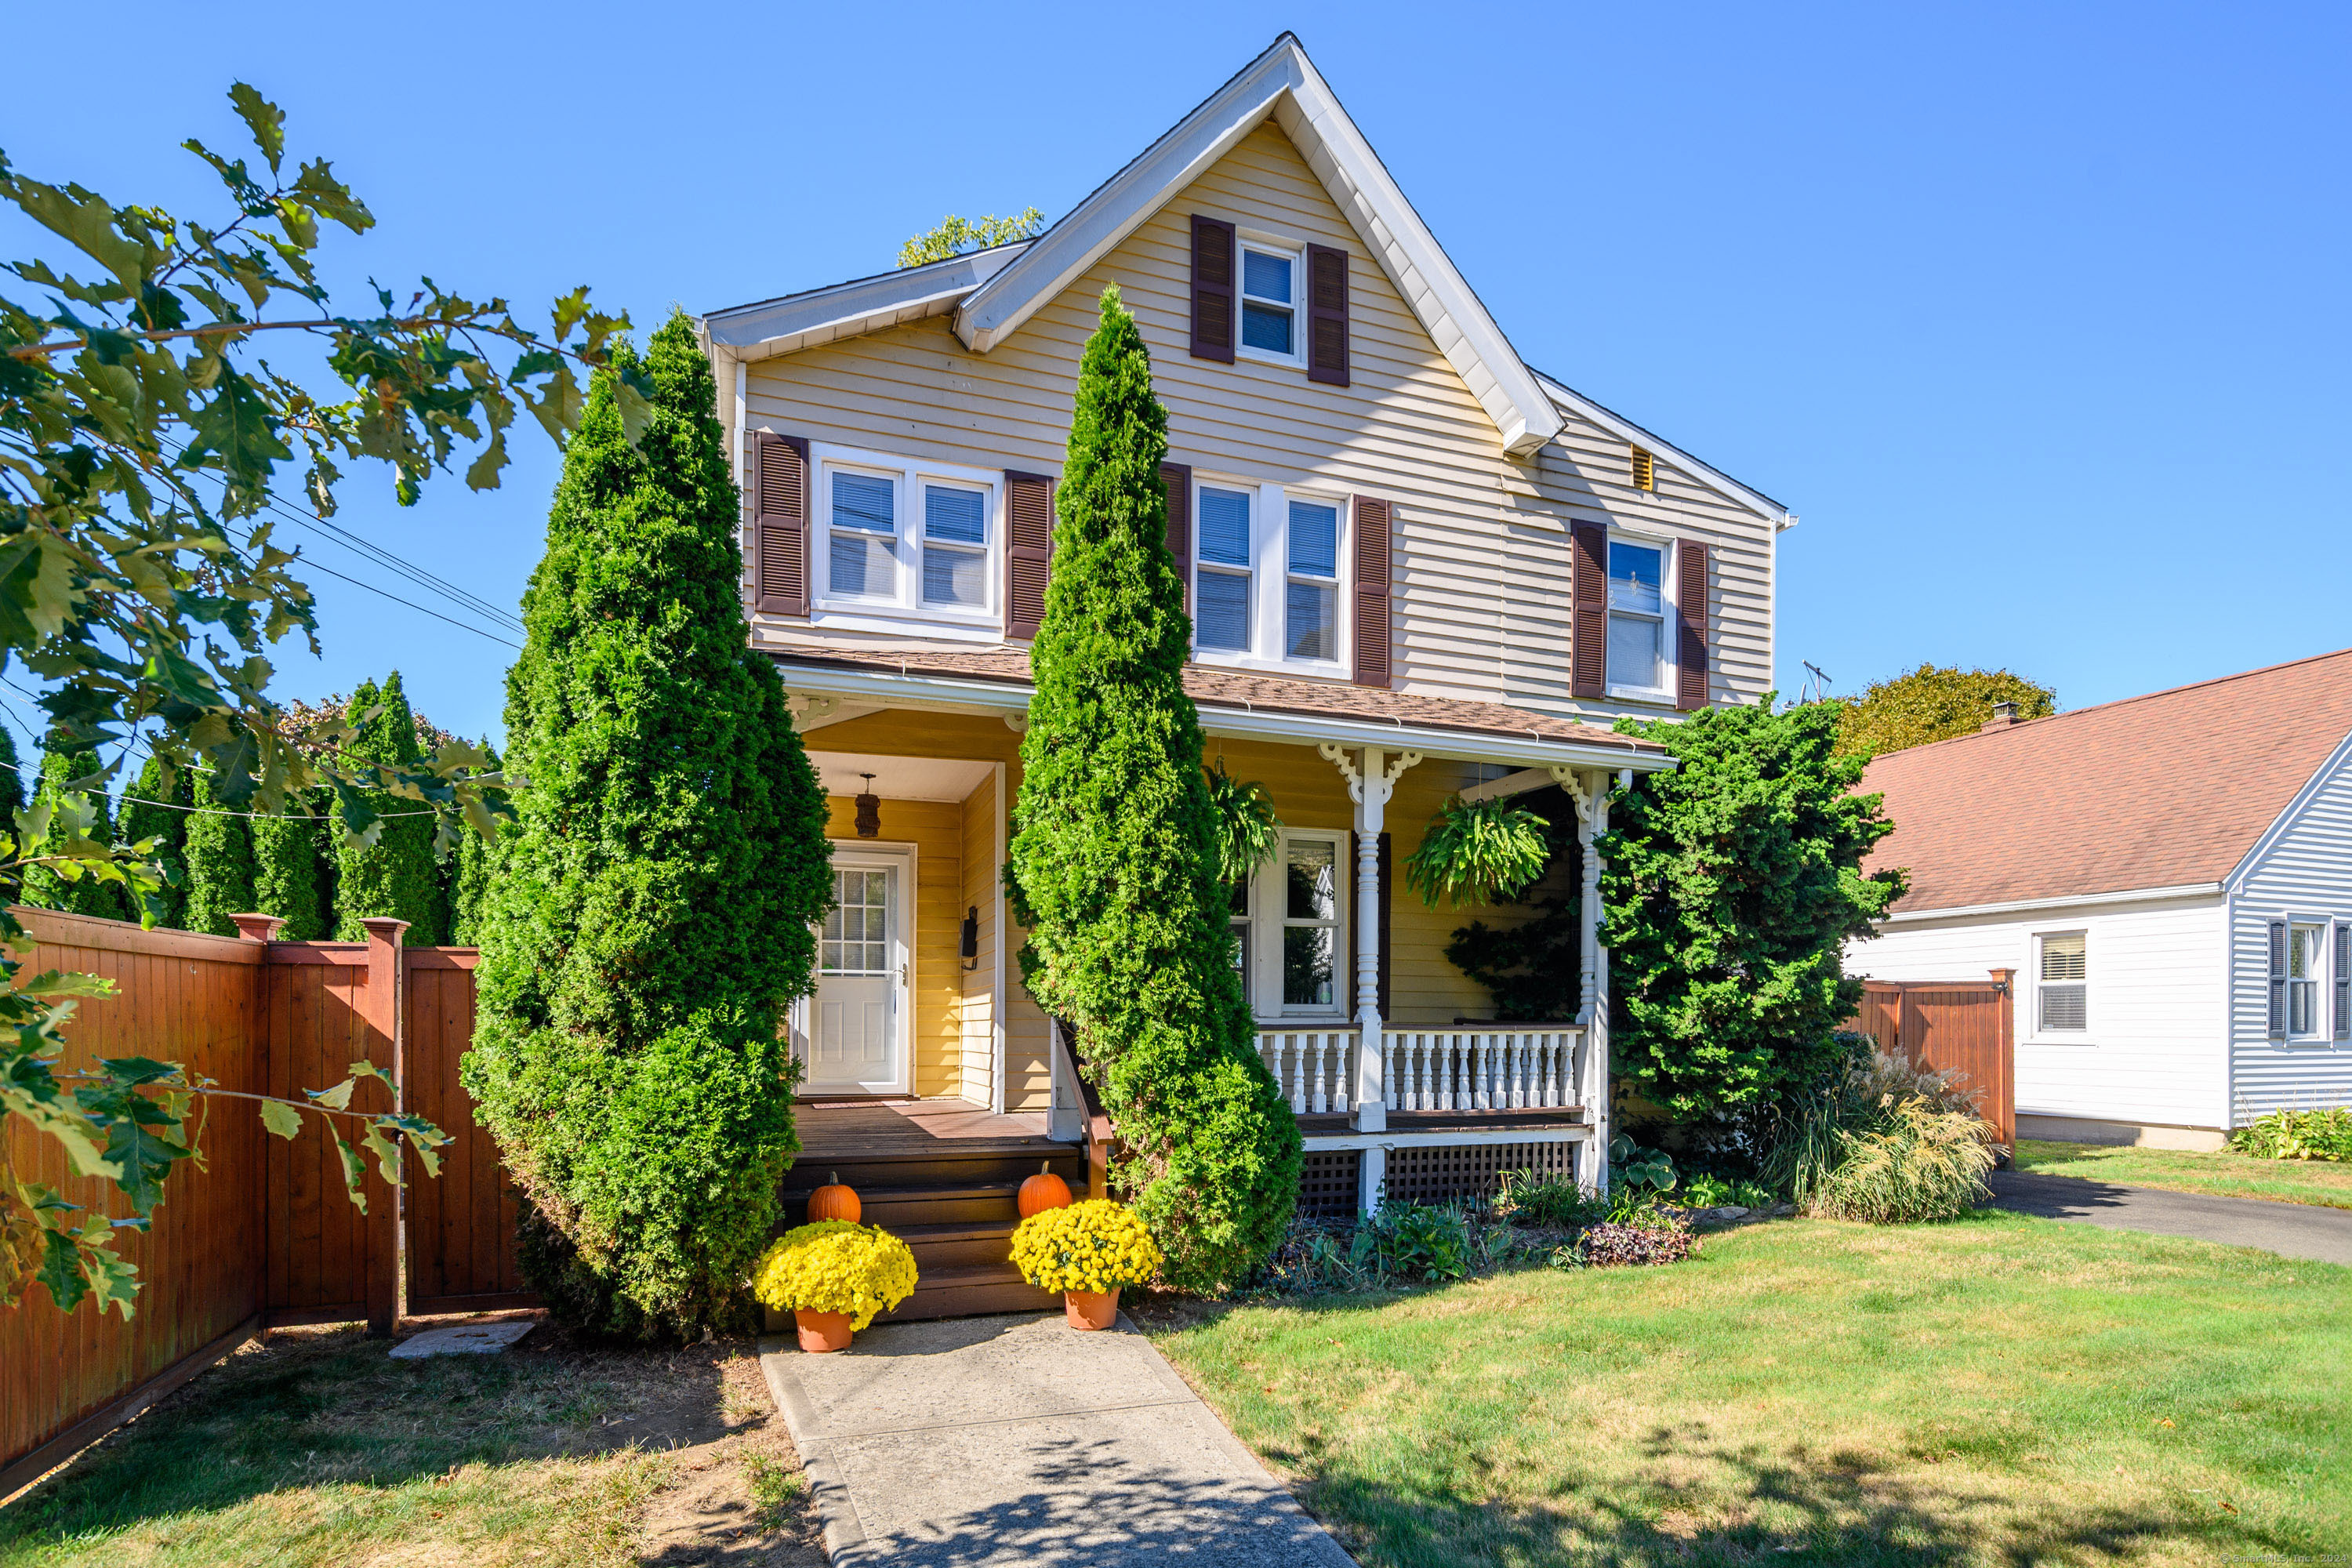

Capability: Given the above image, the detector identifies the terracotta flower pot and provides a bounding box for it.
[795,1309,855,1352]
[1063,1288,1120,1331]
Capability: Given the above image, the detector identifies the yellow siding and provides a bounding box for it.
[956,772,999,1105]
[735,116,1779,722]
[821,795,962,1098]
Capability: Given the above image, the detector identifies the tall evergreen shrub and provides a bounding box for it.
[118,753,194,928]
[0,721,24,823]
[252,786,332,940]
[1602,699,1907,1122]
[181,768,256,936]
[1005,288,1298,1290]
[464,310,831,1338]
[445,740,499,946]
[334,672,447,943]
[20,739,132,920]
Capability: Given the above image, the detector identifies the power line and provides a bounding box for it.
[0,755,443,819]
[249,489,525,635]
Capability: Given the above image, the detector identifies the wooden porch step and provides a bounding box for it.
[891,1263,1059,1322]
[782,1149,1084,1202]
[831,1181,1024,1226]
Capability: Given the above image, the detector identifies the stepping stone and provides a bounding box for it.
[390,1320,535,1359]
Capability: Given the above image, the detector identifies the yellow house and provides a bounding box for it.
[699,35,1795,1304]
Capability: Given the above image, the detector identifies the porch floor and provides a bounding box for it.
[794,1097,1073,1161]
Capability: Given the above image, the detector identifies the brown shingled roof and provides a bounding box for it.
[1863,647,2352,913]
[767,645,1664,755]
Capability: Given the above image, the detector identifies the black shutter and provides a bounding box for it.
[1004,470,1056,641]
[1189,215,1236,363]
[1306,243,1349,386]
[753,431,809,616]
[2335,923,2349,1041]
[2268,919,2288,1040]
[1570,521,1607,699]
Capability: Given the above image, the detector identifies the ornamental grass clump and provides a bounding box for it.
[1769,1044,1998,1225]
[752,1221,918,1330]
[1010,1200,1164,1295]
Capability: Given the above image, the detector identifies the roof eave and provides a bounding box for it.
[703,245,1029,363]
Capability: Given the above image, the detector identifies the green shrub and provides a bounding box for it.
[1497,1168,1599,1229]
[252,786,332,940]
[20,742,133,921]
[444,741,501,946]
[180,767,256,935]
[334,673,447,943]
[466,311,832,1339]
[1005,288,1298,1292]
[118,753,193,928]
[2231,1108,2352,1163]
[1680,1172,1775,1210]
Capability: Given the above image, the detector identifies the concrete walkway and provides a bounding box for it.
[759,1312,1357,1566]
[1988,1170,2352,1265]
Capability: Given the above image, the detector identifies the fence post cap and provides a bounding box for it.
[227,913,286,942]
[356,916,412,944]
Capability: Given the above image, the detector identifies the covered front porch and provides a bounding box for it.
[774,647,1669,1214]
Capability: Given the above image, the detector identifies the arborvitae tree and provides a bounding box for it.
[1602,699,1908,1122]
[20,739,132,921]
[1005,288,1298,1290]
[252,786,332,940]
[464,310,831,1338]
[445,739,500,946]
[118,753,194,928]
[181,768,257,936]
[0,721,24,824]
[333,672,447,943]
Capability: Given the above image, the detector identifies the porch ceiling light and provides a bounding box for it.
[854,773,881,838]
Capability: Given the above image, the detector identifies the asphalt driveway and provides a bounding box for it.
[1988,1170,2352,1265]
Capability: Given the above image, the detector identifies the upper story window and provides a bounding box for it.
[1189,477,1348,676]
[1240,242,1299,361]
[2036,931,2087,1036]
[1606,539,1668,696]
[811,444,1001,636]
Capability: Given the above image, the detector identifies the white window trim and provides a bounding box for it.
[2027,927,2092,1045]
[1234,228,1307,369]
[810,442,1004,641]
[1604,527,1679,705]
[2284,914,2331,1043]
[1250,827,1352,1022]
[1189,474,1352,678]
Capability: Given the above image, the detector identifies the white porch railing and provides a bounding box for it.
[1255,1027,1585,1116]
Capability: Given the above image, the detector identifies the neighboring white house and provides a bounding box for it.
[1846,648,2352,1150]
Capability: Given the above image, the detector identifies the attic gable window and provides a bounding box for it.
[1238,238,1303,364]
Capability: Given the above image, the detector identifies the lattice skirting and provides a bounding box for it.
[1294,1149,1363,1219]
[1381,1141,1574,1207]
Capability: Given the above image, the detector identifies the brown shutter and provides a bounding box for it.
[1004,470,1056,641]
[1161,463,1192,619]
[753,430,810,617]
[1352,495,1392,688]
[1570,520,1607,698]
[1189,215,1236,363]
[1675,540,1710,711]
[1306,243,1349,387]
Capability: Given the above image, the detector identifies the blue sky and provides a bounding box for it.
[4,0,2344,746]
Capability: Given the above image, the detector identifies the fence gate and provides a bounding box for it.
[1849,971,2017,1146]
[401,948,533,1313]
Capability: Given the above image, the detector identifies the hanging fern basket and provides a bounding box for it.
[1203,760,1281,885]
[1404,796,1553,906]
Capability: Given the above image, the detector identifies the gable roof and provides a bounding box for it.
[1862,647,2352,915]
[705,34,1563,459]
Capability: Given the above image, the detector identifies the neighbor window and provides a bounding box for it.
[811,445,1002,628]
[1285,499,1339,660]
[1240,244,1298,358]
[2037,931,2087,1034]
[1607,540,1667,691]
[1196,485,1253,651]
[2288,924,2324,1036]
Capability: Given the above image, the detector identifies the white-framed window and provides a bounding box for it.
[1606,536,1672,699]
[811,444,1002,635]
[1189,477,1348,675]
[1237,234,1304,365]
[2288,922,2325,1038]
[2034,930,2088,1036]
[1230,829,1349,1018]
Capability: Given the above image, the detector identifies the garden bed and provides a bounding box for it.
[1136,1210,2352,1566]
[0,1321,823,1567]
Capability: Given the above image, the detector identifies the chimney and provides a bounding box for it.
[1980,701,2020,733]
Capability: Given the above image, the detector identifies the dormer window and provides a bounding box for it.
[1240,245,1298,358]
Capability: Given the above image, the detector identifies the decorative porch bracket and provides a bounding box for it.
[1551,764,1621,1195]
[1319,742,1420,1141]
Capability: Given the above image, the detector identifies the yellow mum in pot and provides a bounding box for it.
[1009,1200,1163,1294]
[753,1221,918,1331]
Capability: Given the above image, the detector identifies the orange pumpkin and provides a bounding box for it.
[807,1173,861,1224]
[1018,1161,1073,1218]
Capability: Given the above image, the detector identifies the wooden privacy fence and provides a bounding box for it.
[2,907,525,1497]
[1847,971,2017,1146]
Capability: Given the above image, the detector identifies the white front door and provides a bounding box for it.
[808,858,905,1094]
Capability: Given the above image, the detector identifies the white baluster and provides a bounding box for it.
[1311,1034,1330,1114]
[1512,1033,1527,1109]
[1385,1032,1400,1111]
[1414,1033,1432,1111]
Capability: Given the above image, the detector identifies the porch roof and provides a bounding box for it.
[766,646,1670,770]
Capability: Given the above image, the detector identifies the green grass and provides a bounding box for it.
[2017,1138,2352,1209]
[1139,1210,2352,1566]
[0,1324,815,1567]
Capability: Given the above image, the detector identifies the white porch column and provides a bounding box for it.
[1556,764,1616,1195]
[1320,742,1419,1134]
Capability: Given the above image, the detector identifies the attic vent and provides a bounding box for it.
[1630,446,1655,492]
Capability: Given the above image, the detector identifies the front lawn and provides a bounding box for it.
[1139,1210,2350,1566]
[2016,1138,2352,1209]
[0,1323,822,1568]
